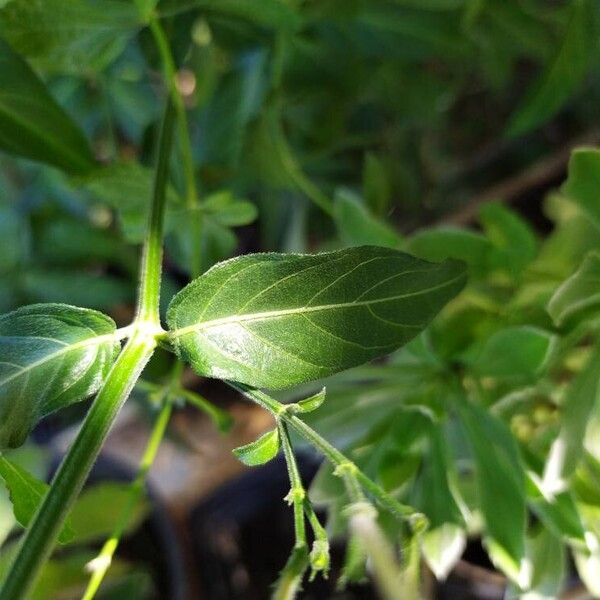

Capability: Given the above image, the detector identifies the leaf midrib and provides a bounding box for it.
[0,332,116,388]
[170,272,464,339]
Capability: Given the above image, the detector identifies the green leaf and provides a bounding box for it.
[362,153,391,216]
[334,189,402,249]
[543,346,600,489]
[81,161,181,242]
[561,148,600,229]
[471,326,555,380]
[407,227,493,277]
[233,428,280,466]
[479,202,537,278]
[506,0,594,137]
[295,388,326,414]
[167,246,466,389]
[0,304,120,449]
[159,0,302,31]
[0,37,95,174]
[548,252,600,326]
[203,191,258,227]
[457,398,526,584]
[0,0,141,74]
[0,455,74,543]
[67,482,149,545]
[416,426,466,580]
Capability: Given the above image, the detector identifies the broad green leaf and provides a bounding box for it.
[159,0,302,31]
[0,455,74,543]
[506,0,594,137]
[0,38,95,174]
[0,304,120,449]
[407,227,493,277]
[0,206,28,274]
[295,388,326,414]
[0,0,141,74]
[479,202,537,278]
[543,346,600,489]
[167,246,466,389]
[471,326,555,380]
[457,398,526,583]
[334,189,402,249]
[548,253,600,326]
[233,429,280,466]
[561,148,600,229]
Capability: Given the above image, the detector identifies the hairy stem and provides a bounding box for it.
[136,98,176,325]
[232,384,424,527]
[82,398,173,600]
[0,96,176,599]
[0,334,156,600]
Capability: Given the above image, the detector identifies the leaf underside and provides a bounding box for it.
[0,304,119,449]
[167,245,466,389]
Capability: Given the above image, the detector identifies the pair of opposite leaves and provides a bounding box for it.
[0,245,466,449]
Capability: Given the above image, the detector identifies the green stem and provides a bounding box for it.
[232,384,422,526]
[135,98,176,326]
[176,388,233,433]
[0,96,177,599]
[143,12,203,278]
[0,334,156,600]
[81,398,173,600]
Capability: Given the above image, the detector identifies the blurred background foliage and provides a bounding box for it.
[2,0,600,598]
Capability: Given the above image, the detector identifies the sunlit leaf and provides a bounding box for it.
[0,304,120,449]
[167,246,466,389]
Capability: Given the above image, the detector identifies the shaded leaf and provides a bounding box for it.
[0,304,120,449]
[334,189,402,249]
[543,346,600,490]
[471,326,555,380]
[167,246,466,389]
[561,148,600,229]
[548,253,600,326]
[457,397,526,583]
[506,0,594,137]
[0,38,95,174]
[233,429,280,466]
[0,0,141,74]
[362,153,391,216]
[0,455,74,543]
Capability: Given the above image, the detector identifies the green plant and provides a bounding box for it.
[1,1,600,599]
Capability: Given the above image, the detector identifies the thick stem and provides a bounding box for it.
[0,334,156,600]
[82,398,173,600]
[135,98,176,325]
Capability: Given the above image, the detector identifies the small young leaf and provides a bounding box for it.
[548,252,600,326]
[0,455,74,543]
[233,428,280,466]
[296,388,326,414]
[203,191,258,227]
[0,304,120,449]
[561,148,600,229]
[506,0,594,137]
[0,38,95,174]
[167,246,466,389]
